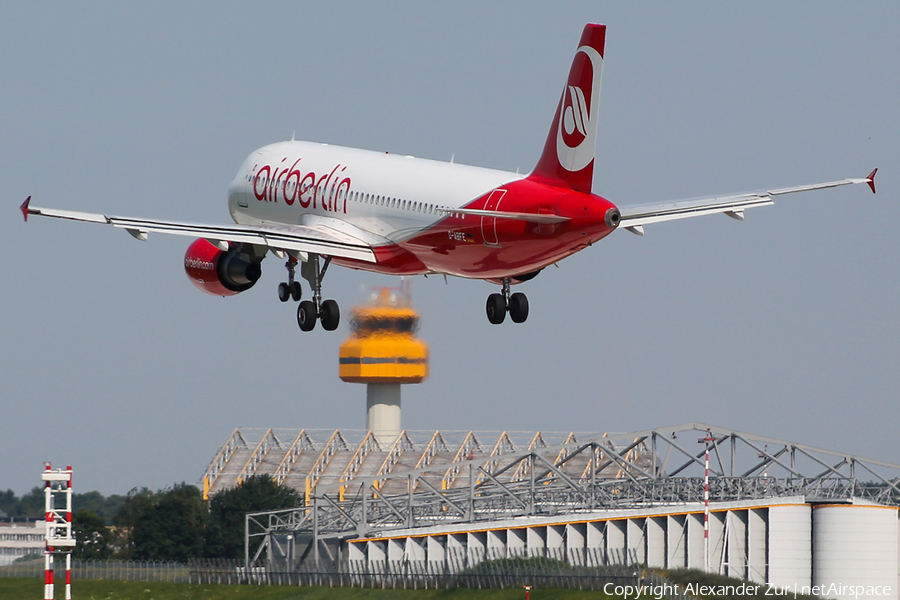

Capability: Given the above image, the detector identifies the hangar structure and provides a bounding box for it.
[202,423,900,598]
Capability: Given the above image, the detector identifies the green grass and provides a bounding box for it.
[2,569,827,600]
[0,578,616,600]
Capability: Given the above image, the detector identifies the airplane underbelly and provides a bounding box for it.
[401,228,577,278]
[419,240,565,278]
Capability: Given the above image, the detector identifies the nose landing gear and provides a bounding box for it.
[486,278,529,325]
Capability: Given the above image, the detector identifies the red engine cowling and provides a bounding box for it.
[184,238,262,296]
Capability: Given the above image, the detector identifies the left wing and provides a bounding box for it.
[617,169,877,236]
[19,198,377,262]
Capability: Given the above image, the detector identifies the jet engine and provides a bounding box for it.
[184,238,263,296]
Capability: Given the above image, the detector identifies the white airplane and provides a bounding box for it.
[21,24,876,331]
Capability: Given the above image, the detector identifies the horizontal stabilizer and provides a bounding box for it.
[437,207,570,224]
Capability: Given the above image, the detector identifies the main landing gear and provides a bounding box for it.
[278,253,340,332]
[486,278,529,325]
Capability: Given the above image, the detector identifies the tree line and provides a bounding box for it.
[0,488,126,523]
[0,475,299,560]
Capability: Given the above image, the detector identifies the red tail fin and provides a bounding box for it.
[530,24,606,193]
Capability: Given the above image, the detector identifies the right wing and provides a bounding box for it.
[617,169,877,235]
[19,198,376,262]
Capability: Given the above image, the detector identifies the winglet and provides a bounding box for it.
[866,168,878,194]
[20,196,31,222]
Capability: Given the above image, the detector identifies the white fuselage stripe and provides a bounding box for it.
[228,141,524,246]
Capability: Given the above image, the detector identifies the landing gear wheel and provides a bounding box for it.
[289,281,302,301]
[278,282,291,303]
[509,292,529,323]
[320,299,341,331]
[297,301,317,331]
[486,293,506,325]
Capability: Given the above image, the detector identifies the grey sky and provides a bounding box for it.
[2,2,897,495]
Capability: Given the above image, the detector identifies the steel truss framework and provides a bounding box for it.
[204,427,657,497]
[244,423,900,568]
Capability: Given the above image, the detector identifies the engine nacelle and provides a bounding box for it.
[184,238,263,296]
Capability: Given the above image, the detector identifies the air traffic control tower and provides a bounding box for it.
[339,284,428,446]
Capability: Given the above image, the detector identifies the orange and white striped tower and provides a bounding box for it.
[42,464,76,600]
[339,283,428,447]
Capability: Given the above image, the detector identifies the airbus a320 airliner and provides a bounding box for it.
[21,24,876,331]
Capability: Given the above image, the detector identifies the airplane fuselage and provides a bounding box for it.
[228,141,619,279]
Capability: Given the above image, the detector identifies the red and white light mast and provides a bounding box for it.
[698,430,715,572]
[42,463,76,600]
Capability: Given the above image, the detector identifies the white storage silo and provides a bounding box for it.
[812,503,899,600]
[768,504,812,588]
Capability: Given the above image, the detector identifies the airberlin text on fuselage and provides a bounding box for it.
[252,157,351,214]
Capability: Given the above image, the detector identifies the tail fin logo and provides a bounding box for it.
[556,46,603,173]
[562,85,589,148]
